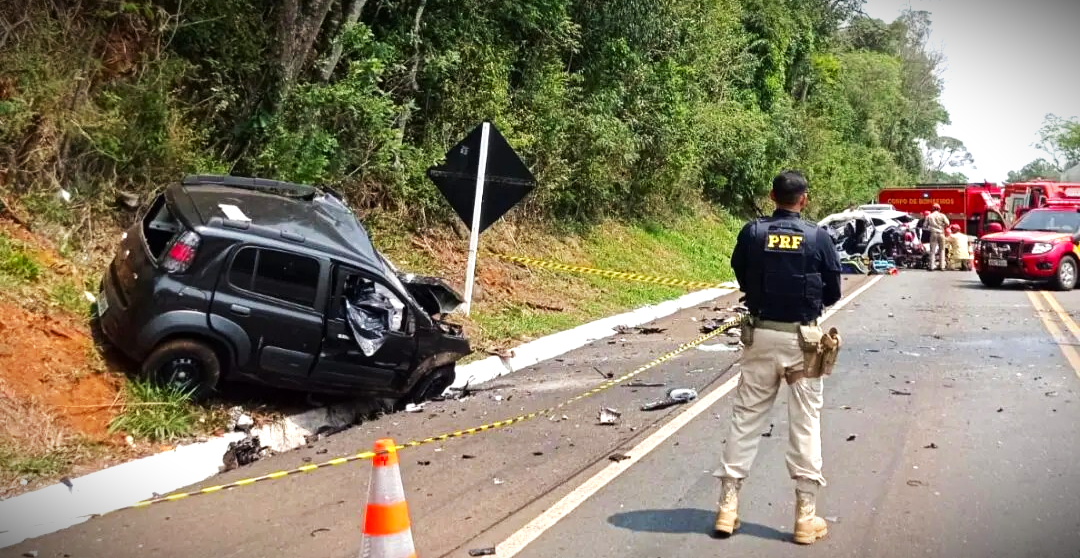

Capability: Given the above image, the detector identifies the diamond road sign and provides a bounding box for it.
[426,122,536,234]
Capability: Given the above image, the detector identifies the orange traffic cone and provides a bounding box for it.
[360,439,417,558]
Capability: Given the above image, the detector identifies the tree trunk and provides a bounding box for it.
[393,0,427,167]
[318,0,368,81]
[275,0,335,103]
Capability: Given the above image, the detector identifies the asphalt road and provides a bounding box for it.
[5,271,1080,558]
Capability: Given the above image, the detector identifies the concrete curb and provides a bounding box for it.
[0,283,738,548]
[449,283,739,389]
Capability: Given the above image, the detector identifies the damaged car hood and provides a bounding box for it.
[399,274,464,316]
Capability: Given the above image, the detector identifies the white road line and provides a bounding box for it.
[494,275,884,557]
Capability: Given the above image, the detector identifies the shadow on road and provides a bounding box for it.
[607,508,788,542]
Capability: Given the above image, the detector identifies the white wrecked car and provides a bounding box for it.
[818,210,904,261]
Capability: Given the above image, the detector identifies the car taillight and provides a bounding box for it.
[162,231,200,273]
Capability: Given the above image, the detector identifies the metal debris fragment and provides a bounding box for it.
[597,407,622,425]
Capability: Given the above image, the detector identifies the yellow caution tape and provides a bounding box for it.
[108,315,746,514]
[491,253,730,290]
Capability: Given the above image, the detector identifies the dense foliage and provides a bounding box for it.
[1,0,960,226]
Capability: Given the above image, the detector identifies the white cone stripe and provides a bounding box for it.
[367,465,407,505]
[360,527,416,558]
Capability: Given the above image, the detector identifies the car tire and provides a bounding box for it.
[406,366,456,404]
[141,339,221,401]
[978,273,1005,288]
[1053,255,1078,291]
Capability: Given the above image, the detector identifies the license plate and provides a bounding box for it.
[989,258,1007,267]
[97,291,109,317]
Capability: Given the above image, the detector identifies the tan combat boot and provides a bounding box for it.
[793,488,828,545]
[714,477,742,536]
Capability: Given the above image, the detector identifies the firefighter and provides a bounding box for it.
[716,170,843,545]
[946,224,972,271]
[925,204,951,271]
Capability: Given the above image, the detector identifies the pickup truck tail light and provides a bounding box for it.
[162,231,201,274]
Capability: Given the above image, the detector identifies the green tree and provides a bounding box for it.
[1006,158,1062,183]
[1036,114,1080,170]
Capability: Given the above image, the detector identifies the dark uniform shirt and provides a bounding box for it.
[731,209,842,322]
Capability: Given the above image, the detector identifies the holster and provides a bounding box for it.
[740,323,755,347]
[787,326,842,384]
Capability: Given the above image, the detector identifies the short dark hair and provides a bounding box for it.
[772,170,808,205]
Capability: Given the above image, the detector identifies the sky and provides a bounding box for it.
[862,0,1080,182]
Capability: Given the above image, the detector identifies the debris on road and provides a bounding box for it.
[641,388,698,411]
[907,480,925,487]
[221,436,269,472]
[997,407,1004,413]
[696,343,739,353]
[609,454,631,462]
[825,516,841,523]
[469,548,497,556]
[493,478,504,485]
[310,528,330,537]
[889,389,912,396]
[594,367,614,379]
[923,443,938,449]
[761,424,774,438]
[22,551,37,558]
[616,325,667,335]
[846,435,857,441]
[1045,391,1059,397]
[597,407,622,425]
[532,451,543,456]
[700,318,728,333]
[417,460,431,466]
[405,402,425,413]
[462,454,477,459]
[623,381,666,388]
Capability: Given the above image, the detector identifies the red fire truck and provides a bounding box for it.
[877,182,1005,237]
[1000,181,1080,223]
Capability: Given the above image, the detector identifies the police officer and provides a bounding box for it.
[714,170,842,545]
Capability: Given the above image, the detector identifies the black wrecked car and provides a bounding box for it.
[97,174,470,402]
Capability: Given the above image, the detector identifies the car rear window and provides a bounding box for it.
[142,194,184,260]
[229,247,320,307]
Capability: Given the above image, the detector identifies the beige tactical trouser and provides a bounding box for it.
[929,232,947,270]
[718,327,826,488]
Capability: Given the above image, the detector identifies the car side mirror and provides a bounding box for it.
[1072,232,1080,244]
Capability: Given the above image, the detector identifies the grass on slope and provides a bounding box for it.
[373,208,743,353]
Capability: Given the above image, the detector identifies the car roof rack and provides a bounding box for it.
[181,174,318,200]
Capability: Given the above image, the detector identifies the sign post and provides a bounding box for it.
[461,122,491,315]
[427,121,536,317]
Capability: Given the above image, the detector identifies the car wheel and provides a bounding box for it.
[867,244,886,261]
[406,367,456,404]
[1053,255,1078,291]
[978,273,1005,288]
[141,339,221,401]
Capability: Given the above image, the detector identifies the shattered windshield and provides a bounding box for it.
[1012,211,1080,233]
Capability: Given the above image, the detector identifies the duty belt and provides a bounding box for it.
[752,318,817,333]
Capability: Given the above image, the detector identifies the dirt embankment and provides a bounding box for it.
[0,219,134,496]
